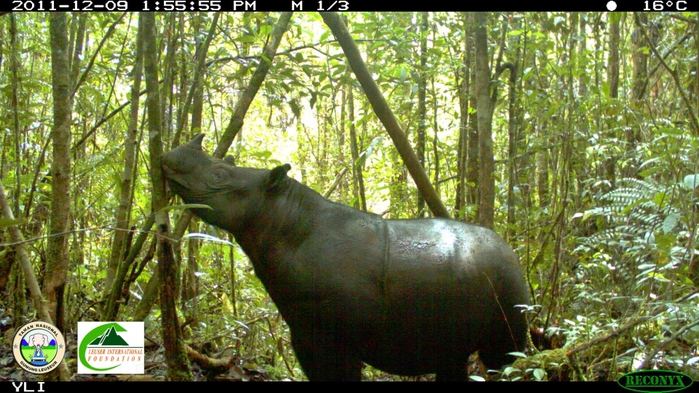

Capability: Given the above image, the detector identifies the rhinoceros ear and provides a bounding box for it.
[186,133,205,150]
[267,164,291,192]
[223,155,235,166]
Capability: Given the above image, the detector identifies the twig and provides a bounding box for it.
[566,316,652,356]
[323,166,349,198]
[638,318,699,370]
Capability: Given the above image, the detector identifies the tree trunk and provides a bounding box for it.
[465,14,480,220]
[160,13,180,144]
[45,12,72,336]
[431,79,440,202]
[348,87,367,211]
[506,61,520,240]
[183,63,205,317]
[604,13,621,187]
[536,124,550,209]
[608,14,620,99]
[142,12,193,381]
[466,66,480,215]
[416,12,429,217]
[475,12,494,229]
[455,13,472,219]
[632,13,649,104]
[70,16,88,284]
[9,14,22,217]
[2,14,22,298]
[627,12,653,178]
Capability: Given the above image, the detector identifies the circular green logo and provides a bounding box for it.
[12,321,66,374]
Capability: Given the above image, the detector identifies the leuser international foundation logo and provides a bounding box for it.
[12,321,66,374]
[77,322,144,374]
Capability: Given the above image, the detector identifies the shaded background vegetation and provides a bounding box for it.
[0,11,697,381]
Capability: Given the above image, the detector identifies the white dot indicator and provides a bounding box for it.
[606,1,617,10]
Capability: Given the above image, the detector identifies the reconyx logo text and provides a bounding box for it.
[618,370,694,393]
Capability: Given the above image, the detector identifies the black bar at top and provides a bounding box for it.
[4,0,696,13]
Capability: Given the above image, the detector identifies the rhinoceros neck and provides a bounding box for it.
[234,179,321,272]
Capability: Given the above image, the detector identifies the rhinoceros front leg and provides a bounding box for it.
[290,325,362,381]
[435,362,469,381]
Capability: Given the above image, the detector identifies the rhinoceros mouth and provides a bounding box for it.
[161,163,193,192]
[161,161,181,178]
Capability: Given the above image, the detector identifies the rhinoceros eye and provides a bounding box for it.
[212,169,225,184]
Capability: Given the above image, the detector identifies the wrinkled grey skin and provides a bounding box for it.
[162,134,530,381]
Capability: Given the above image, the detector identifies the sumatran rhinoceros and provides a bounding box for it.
[162,134,530,381]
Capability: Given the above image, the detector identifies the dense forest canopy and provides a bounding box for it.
[0,11,697,381]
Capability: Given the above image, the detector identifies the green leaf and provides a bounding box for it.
[289,99,301,118]
[683,174,699,190]
[651,273,670,282]
[182,232,234,246]
[301,65,312,78]
[359,135,385,166]
[259,25,272,35]
[659,127,685,136]
[158,204,213,213]
[654,192,667,207]
[655,233,675,254]
[319,29,330,43]
[252,150,272,160]
[533,368,546,381]
[662,214,679,234]
[0,217,28,229]
[503,366,516,376]
[639,166,662,177]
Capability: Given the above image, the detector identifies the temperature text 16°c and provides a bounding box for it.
[643,0,688,10]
